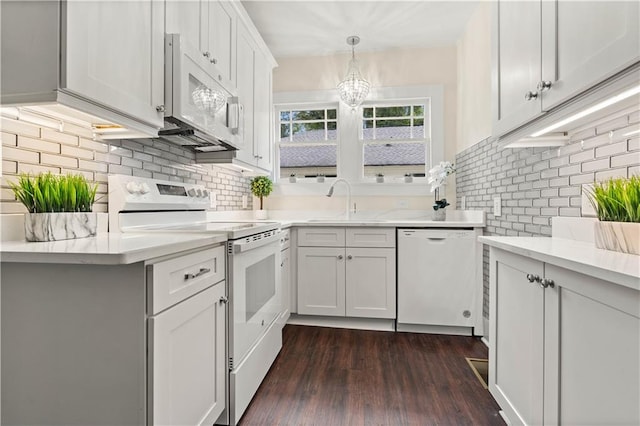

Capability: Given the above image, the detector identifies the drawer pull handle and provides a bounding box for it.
[184,267,211,280]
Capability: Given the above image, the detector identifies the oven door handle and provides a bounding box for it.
[231,232,281,253]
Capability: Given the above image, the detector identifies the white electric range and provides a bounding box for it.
[108,175,283,426]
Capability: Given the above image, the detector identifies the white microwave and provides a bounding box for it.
[161,33,241,151]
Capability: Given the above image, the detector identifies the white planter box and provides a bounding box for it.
[24,212,97,242]
[594,221,640,255]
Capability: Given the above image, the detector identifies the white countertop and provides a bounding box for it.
[479,236,640,291]
[282,218,484,228]
[0,232,228,265]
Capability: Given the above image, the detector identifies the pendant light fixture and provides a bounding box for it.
[337,35,370,110]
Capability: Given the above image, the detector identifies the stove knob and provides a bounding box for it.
[139,183,150,194]
[202,190,209,197]
[187,188,196,197]
[196,189,203,197]
[126,181,140,194]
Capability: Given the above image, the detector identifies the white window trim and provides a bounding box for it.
[273,85,444,197]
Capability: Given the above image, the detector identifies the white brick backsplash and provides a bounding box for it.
[1,118,40,138]
[121,157,143,169]
[2,160,17,174]
[41,153,78,168]
[456,107,638,320]
[1,132,17,146]
[18,163,60,175]
[79,138,109,153]
[62,169,93,181]
[108,164,133,175]
[78,159,109,173]
[2,146,40,163]
[41,129,79,146]
[611,152,640,168]
[18,136,60,154]
[61,145,94,160]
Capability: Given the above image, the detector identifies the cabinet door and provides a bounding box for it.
[280,247,291,322]
[208,1,236,87]
[492,0,543,136]
[297,247,345,316]
[149,283,226,426]
[63,1,164,128]
[253,51,274,172]
[541,1,640,111]
[165,0,207,55]
[489,249,544,426]
[235,21,256,163]
[543,265,640,426]
[345,247,396,319]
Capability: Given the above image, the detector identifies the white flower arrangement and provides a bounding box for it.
[427,161,456,211]
[427,161,456,193]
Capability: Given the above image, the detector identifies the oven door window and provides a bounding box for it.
[245,254,276,321]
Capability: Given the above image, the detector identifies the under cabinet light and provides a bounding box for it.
[530,85,640,137]
[1,107,64,131]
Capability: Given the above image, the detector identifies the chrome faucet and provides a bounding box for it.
[326,178,353,220]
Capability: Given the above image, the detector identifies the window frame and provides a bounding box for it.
[272,85,445,196]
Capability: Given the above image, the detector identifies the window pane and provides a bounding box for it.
[413,105,424,116]
[280,111,290,121]
[280,123,290,140]
[327,121,337,140]
[363,107,374,118]
[376,119,411,128]
[291,110,325,120]
[327,109,337,119]
[363,142,425,177]
[413,124,425,139]
[280,144,337,179]
[375,106,411,118]
[291,122,326,142]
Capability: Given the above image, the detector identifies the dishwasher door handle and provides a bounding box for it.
[426,237,446,241]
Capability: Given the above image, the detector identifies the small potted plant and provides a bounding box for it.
[250,175,273,220]
[586,175,640,255]
[316,173,325,183]
[376,173,384,183]
[289,173,297,183]
[404,173,413,183]
[9,172,98,242]
[428,161,456,221]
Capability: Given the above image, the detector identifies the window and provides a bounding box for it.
[362,103,429,178]
[278,107,338,179]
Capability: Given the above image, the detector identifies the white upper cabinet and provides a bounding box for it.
[1,0,164,133]
[540,1,640,111]
[207,1,236,87]
[235,20,257,161]
[64,1,165,128]
[165,0,207,55]
[253,50,274,172]
[493,0,640,138]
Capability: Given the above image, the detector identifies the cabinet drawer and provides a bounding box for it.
[147,245,225,314]
[297,227,346,247]
[346,228,395,248]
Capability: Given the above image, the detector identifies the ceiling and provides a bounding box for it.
[241,1,480,58]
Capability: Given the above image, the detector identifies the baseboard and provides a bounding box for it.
[396,323,473,336]
[287,314,395,332]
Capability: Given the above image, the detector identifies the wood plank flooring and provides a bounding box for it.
[239,325,505,425]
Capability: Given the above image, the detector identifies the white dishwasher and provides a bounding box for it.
[397,228,477,335]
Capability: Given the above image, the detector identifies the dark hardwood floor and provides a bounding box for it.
[239,325,505,426]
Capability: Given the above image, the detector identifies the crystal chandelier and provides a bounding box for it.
[337,36,370,110]
[192,84,227,116]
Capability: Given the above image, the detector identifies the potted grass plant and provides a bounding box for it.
[250,176,273,220]
[586,175,640,255]
[9,172,98,242]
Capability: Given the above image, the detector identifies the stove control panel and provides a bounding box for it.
[108,174,211,214]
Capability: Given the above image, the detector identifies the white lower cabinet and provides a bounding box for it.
[149,283,226,425]
[297,227,396,319]
[489,248,640,426]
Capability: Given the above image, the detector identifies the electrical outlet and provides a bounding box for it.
[210,192,217,209]
[242,194,248,209]
[461,196,466,210]
[581,184,596,217]
[494,197,502,217]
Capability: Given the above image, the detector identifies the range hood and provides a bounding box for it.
[157,116,238,153]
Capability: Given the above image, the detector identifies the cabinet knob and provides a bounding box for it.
[524,91,538,101]
[337,255,343,260]
[219,296,228,304]
[347,255,353,260]
[203,51,211,58]
[156,105,165,112]
[218,75,222,81]
[211,58,218,65]
[539,278,555,289]
[537,80,552,92]
[526,273,540,283]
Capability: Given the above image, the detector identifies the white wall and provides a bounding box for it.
[456,2,492,154]
[271,45,459,210]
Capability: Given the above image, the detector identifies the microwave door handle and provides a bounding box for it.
[232,232,280,253]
